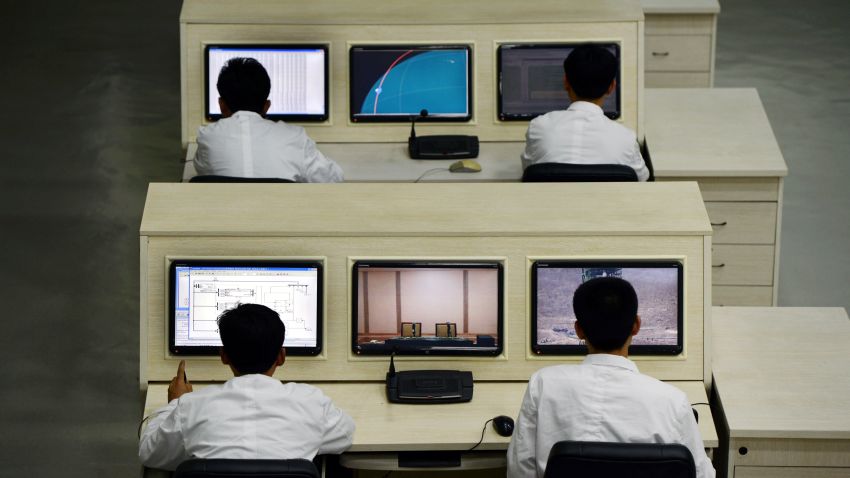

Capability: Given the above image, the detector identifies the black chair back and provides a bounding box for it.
[543,441,696,478]
[189,175,295,183]
[521,163,639,182]
[173,458,319,478]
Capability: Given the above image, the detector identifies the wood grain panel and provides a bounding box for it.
[705,202,777,244]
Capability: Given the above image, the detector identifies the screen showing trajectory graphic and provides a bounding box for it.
[352,261,502,356]
[170,260,323,356]
[531,261,683,355]
[349,45,472,122]
[497,43,621,121]
[205,44,329,122]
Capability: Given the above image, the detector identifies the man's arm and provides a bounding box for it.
[317,395,355,455]
[520,119,545,170]
[300,134,344,183]
[506,381,539,478]
[139,361,194,471]
[628,140,650,181]
[676,399,716,478]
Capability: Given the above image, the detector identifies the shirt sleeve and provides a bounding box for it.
[520,119,544,170]
[628,140,650,181]
[194,126,213,176]
[506,378,540,478]
[138,400,190,471]
[317,394,355,455]
[676,399,716,478]
[299,133,344,183]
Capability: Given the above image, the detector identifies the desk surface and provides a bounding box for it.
[713,306,850,440]
[145,381,717,451]
[184,88,786,183]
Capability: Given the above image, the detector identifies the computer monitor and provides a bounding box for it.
[349,45,473,122]
[205,44,329,122]
[352,261,503,356]
[531,260,683,355]
[497,43,621,121]
[169,259,323,356]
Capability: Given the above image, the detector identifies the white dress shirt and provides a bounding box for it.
[506,354,714,478]
[139,374,355,471]
[520,101,649,181]
[195,111,344,182]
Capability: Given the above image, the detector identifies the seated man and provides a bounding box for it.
[195,57,344,182]
[506,277,713,478]
[139,303,354,470]
[520,44,649,181]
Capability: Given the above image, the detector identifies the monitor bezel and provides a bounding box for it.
[530,259,684,356]
[351,260,504,356]
[204,44,330,122]
[496,42,622,121]
[169,259,324,357]
[348,44,474,123]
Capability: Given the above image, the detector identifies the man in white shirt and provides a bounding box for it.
[520,45,649,181]
[506,277,714,478]
[195,57,344,182]
[139,304,355,471]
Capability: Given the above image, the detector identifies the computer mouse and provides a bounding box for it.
[492,415,515,437]
[449,159,482,173]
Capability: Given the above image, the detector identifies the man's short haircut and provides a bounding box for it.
[217,303,285,375]
[572,277,638,351]
[563,44,618,100]
[216,57,271,114]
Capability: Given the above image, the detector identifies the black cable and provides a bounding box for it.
[690,402,710,407]
[468,418,495,451]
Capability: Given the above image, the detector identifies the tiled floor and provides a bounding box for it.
[0,1,847,476]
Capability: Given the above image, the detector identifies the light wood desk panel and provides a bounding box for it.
[713,307,850,477]
[144,381,717,451]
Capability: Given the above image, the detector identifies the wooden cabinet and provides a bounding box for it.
[646,89,787,306]
[641,0,720,87]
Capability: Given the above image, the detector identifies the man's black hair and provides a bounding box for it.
[217,303,285,375]
[216,57,271,114]
[563,44,618,100]
[572,277,638,351]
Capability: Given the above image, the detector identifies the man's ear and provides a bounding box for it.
[563,74,571,93]
[632,315,641,337]
[575,320,587,340]
[605,78,617,97]
[276,348,286,366]
[262,99,271,115]
[218,98,233,118]
[220,348,230,366]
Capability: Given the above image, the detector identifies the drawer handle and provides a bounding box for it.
[711,221,728,227]
[712,263,726,268]
[652,51,670,57]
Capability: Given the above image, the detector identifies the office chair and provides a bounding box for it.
[173,458,319,478]
[401,322,422,337]
[435,322,457,338]
[189,175,295,183]
[543,441,695,478]
[521,163,639,182]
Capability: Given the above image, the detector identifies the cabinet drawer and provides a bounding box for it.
[705,202,777,244]
[646,71,711,87]
[713,286,773,306]
[645,14,715,35]
[646,35,712,71]
[712,245,775,286]
[736,467,850,478]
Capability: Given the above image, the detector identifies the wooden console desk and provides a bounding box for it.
[181,88,787,308]
[712,307,850,478]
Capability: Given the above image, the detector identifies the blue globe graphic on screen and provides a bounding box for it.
[360,50,468,115]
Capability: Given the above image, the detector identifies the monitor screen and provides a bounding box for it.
[169,260,323,356]
[205,44,329,122]
[352,261,503,356]
[497,43,621,121]
[531,260,683,355]
[349,45,472,122]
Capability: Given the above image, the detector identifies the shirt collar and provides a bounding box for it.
[583,353,639,373]
[567,101,605,115]
[230,110,263,120]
